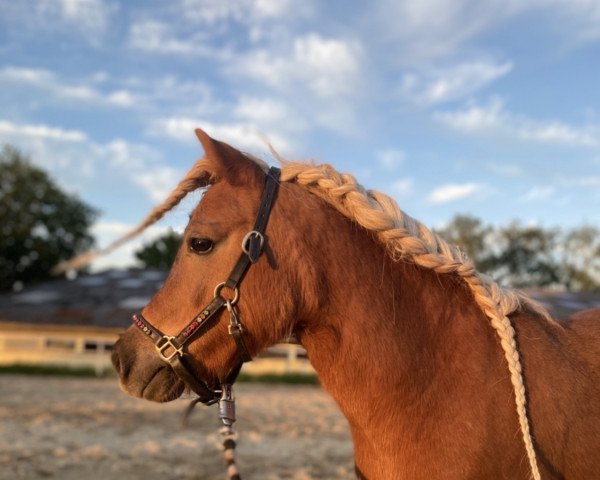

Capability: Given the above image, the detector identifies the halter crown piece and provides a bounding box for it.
[132,167,281,480]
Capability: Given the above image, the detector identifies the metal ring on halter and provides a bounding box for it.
[214,282,239,305]
[241,230,265,255]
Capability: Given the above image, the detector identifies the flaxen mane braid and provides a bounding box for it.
[280,161,544,480]
[52,159,217,274]
[56,153,545,480]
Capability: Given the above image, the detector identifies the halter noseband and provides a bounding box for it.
[132,166,281,405]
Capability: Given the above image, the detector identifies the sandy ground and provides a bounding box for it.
[0,375,354,480]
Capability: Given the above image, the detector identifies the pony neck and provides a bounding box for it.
[295,216,499,473]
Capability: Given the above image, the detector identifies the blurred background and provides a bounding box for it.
[0,1,599,479]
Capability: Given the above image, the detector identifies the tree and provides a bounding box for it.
[558,226,600,291]
[487,222,561,288]
[437,214,600,291]
[435,214,493,269]
[0,146,98,291]
[134,230,182,270]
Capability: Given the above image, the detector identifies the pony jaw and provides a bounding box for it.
[138,366,185,402]
[115,363,185,403]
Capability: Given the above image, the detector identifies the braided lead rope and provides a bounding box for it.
[280,162,543,480]
[180,385,242,480]
[221,427,241,480]
[219,384,242,480]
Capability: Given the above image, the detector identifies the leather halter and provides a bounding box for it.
[132,167,281,405]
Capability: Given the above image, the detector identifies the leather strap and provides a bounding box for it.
[171,354,220,404]
[225,167,280,289]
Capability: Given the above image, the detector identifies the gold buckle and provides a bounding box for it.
[155,336,183,362]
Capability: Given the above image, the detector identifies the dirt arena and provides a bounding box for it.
[0,375,354,480]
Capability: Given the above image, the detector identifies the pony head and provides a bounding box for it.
[111,130,321,401]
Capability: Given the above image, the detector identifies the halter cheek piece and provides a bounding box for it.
[132,167,281,405]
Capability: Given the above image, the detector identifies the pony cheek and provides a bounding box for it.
[186,334,241,384]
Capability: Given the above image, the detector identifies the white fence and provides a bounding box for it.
[0,321,313,376]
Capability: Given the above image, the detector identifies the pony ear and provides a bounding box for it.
[194,128,263,186]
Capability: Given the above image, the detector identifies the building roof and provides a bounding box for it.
[0,270,599,329]
[525,289,600,321]
[0,269,166,329]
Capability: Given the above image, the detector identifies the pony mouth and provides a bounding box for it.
[139,366,185,402]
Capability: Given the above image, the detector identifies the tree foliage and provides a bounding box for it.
[0,146,98,290]
[134,230,182,270]
[436,214,600,291]
[433,214,492,269]
[559,226,600,291]
[486,223,561,288]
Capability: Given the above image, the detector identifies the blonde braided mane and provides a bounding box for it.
[280,161,545,480]
[56,152,546,479]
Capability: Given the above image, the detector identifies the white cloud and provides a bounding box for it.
[128,21,193,54]
[128,20,228,58]
[106,90,136,107]
[226,33,363,135]
[517,122,598,146]
[134,167,184,203]
[0,120,87,142]
[0,66,54,84]
[0,66,139,109]
[181,0,307,24]
[151,117,293,153]
[0,121,97,178]
[399,60,513,105]
[488,163,525,177]
[47,0,116,35]
[373,0,600,64]
[234,97,289,125]
[549,0,600,41]
[378,149,406,170]
[435,97,600,147]
[372,0,506,63]
[234,33,362,99]
[149,95,305,155]
[391,178,414,196]
[519,186,556,202]
[100,139,158,171]
[565,176,600,188]
[232,96,308,137]
[0,121,186,206]
[427,182,487,204]
[94,139,185,202]
[0,0,117,44]
[434,97,505,131]
[90,221,174,272]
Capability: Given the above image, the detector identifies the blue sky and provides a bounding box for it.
[1,0,599,270]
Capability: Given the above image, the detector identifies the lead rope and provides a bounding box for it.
[181,384,242,480]
[218,384,241,480]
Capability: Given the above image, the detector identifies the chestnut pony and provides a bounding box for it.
[109,130,600,479]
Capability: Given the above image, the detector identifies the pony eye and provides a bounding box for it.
[189,237,214,254]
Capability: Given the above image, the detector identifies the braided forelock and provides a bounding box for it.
[280,160,547,480]
[52,158,217,274]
